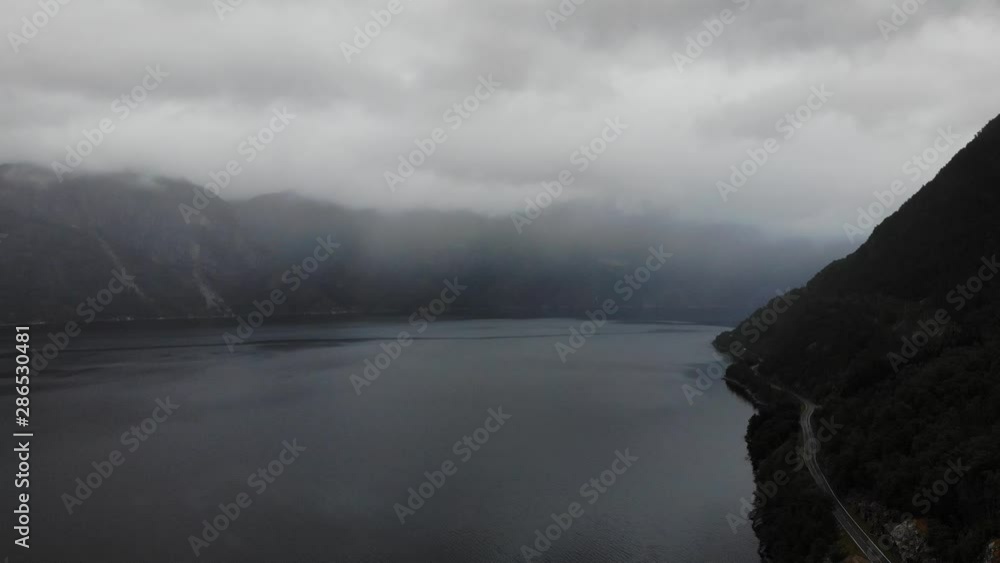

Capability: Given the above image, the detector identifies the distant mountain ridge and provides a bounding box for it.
[0,163,848,325]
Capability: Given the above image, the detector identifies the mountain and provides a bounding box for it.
[716,115,1000,561]
[0,163,849,326]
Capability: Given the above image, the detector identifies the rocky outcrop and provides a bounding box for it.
[854,500,939,563]
[887,518,933,563]
[983,539,1000,563]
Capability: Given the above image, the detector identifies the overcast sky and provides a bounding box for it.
[2,0,999,239]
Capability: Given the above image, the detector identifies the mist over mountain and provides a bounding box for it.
[6,1,1000,562]
[0,163,850,326]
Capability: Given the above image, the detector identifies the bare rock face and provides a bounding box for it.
[982,539,1000,563]
[887,519,933,563]
[855,500,941,563]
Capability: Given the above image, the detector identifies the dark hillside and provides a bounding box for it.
[716,115,1000,562]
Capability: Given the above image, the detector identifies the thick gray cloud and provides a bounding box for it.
[2,0,998,239]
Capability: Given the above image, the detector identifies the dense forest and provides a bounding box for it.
[724,364,846,562]
[716,114,1000,561]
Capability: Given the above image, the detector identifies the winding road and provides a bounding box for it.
[797,396,893,562]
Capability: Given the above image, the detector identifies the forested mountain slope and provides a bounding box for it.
[716,115,1000,562]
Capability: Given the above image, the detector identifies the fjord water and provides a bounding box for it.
[11,319,758,562]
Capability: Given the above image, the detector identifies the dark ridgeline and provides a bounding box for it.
[716,114,1000,561]
[0,164,847,326]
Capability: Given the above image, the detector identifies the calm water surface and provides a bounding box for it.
[5,319,759,562]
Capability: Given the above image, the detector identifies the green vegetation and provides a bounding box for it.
[716,114,1000,561]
